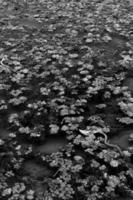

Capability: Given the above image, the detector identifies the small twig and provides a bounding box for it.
[113,49,118,56]
[53,168,60,177]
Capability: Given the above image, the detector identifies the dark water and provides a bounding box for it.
[123,77,133,92]
[110,130,133,150]
[23,134,68,186]
[109,77,133,151]
[0,128,10,139]
[24,159,51,179]
[33,134,68,154]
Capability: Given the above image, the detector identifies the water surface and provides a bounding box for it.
[110,130,133,150]
[33,134,68,154]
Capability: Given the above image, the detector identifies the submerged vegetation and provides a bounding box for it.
[0,0,133,199]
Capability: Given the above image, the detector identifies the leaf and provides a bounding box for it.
[102,35,112,42]
[69,53,79,58]
[49,124,59,134]
[79,129,89,136]
[118,102,133,117]
[60,108,69,116]
[117,117,133,124]
[61,125,69,131]
[110,160,119,167]
[85,38,93,43]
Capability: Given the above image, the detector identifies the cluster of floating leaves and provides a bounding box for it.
[0,0,133,199]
